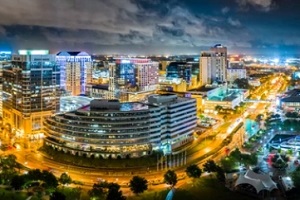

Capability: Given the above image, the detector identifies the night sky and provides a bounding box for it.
[0,0,299,56]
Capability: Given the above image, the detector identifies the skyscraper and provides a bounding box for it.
[210,44,227,82]
[108,58,159,101]
[2,50,60,136]
[56,51,92,96]
[199,44,227,86]
[0,51,12,117]
[166,62,192,84]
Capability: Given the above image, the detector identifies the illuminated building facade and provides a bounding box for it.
[227,57,246,83]
[166,62,192,84]
[56,51,92,96]
[0,51,12,117]
[2,50,60,136]
[44,94,196,158]
[109,58,159,101]
[200,44,227,86]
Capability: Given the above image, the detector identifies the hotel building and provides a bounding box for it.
[43,94,197,158]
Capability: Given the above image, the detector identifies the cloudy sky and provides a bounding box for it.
[0,0,299,55]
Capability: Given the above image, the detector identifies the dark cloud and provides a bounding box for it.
[0,0,299,55]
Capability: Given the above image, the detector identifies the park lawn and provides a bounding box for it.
[0,188,28,200]
[127,177,255,200]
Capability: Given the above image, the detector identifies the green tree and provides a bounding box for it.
[10,175,25,190]
[50,191,66,200]
[215,105,223,112]
[106,183,126,200]
[215,166,226,183]
[41,170,58,189]
[185,164,202,178]
[129,176,148,195]
[234,78,250,89]
[291,167,300,189]
[164,170,177,186]
[25,169,58,189]
[58,187,82,200]
[59,172,72,185]
[203,160,217,173]
[220,157,236,172]
[0,154,18,185]
[88,183,106,200]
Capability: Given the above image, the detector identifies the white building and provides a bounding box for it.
[226,60,246,83]
[200,44,227,86]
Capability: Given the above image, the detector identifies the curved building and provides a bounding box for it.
[44,95,196,158]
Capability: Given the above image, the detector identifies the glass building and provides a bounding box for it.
[108,58,159,101]
[166,62,192,84]
[2,50,60,136]
[44,94,197,158]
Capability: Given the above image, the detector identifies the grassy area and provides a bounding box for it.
[127,178,255,200]
[39,145,159,169]
[0,188,28,200]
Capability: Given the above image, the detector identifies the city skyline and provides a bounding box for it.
[0,0,299,56]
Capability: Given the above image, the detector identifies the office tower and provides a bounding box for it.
[56,51,92,96]
[210,44,227,82]
[108,58,159,101]
[199,51,214,86]
[199,44,227,86]
[2,50,60,136]
[166,62,192,84]
[0,51,12,117]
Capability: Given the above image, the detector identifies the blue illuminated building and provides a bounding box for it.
[166,62,192,84]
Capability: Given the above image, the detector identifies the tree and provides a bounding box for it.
[291,167,300,189]
[41,170,58,189]
[10,175,25,190]
[50,191,66,200]
[59,173,72,185]
[129,176,148,195]
[164,170,177,186]
[234,78,250,89]
[203,160,217,173]
[185,164,202,178]
[57,187,82,200]
[106,183,126,200]
[26,169,58,189]
[220,157,236,173]
[88,183,106,200]
[215,105,223,112]
[215,166,225,182]
[0,154,18,185]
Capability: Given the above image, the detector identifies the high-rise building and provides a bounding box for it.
[199,44,227,86]
[2,50,60,136]
[108,58,159,101]
[199,51,214,86]
[56,51,92,96]
[0,51,12,117]
[166,62,192,84]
